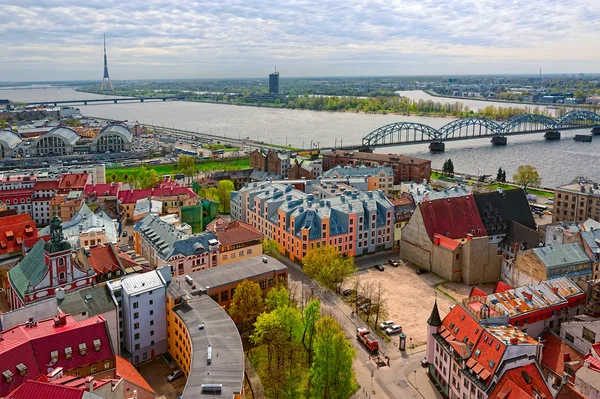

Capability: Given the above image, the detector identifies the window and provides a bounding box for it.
[583,327,596,343]
[221,290,229,302]
[565,332,575,344]
[143,352,148,360]
[16,363,27,377]
[134,322,139,329]
[135,344,140,350]
[104,361,111,370]
[90,366,96,374]
[464,378,469,389]
[150,330,155,336]
[134,333,140,340]
[150,320,154,326]
[149,299,153,305]
[133,302,139,309]
[149,310,154,316]
[134,312,139,319]
[259,280,267,289]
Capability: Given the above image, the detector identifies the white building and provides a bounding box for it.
[32,179,59,225]
[119,267,170,365]
[560,315,600,354]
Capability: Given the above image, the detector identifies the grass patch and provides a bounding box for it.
[106,158,250,180]
[433,281,457,302]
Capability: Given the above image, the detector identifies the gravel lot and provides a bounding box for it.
[345,263,472,347]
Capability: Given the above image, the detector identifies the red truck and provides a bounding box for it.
[356,328,379,353]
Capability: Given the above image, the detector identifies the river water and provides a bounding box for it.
[4,87,597,187]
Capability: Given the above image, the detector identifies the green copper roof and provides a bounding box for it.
[8,239,48,301]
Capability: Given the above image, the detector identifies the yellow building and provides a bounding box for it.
[215,220,263,265]
[166,288,244,398]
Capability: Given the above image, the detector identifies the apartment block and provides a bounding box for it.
[231,182,394,261]
[553,180,600,223]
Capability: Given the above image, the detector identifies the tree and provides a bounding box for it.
[178,154,195,170]
[229,280,264,331]
[263,238,280,257]
[446,159,454,177]
[371,281,388,327]
[66,118,81,127]
[302,246,356,292]
[265,284,291,312]
[302,300,321,365]
[216,180,235,213]
[137,166,159,189]
[513,164,541,189]
[496,167,503,182]
[501,170,507,183]
[250,311,288,395]
[309,316,356,399]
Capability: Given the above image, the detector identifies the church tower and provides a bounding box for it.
[44,213,73,286]
[426,296,442,364]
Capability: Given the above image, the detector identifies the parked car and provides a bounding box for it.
[356,297,371,306]
[374,265,385,272]
[421,357,428,368]
[359,303,373,312]
[388,259,401,267]
[385,325,402,335]
[416,268,428,275]
[343,289,355,297]
[379,320,395,330]
[167,370,183,382]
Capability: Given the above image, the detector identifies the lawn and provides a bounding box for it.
[203,143,240,152]
[106,158,250,180]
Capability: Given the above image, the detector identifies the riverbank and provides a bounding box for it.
[423,89,599,112]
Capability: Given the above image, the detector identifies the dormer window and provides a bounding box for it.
[93,339,101,352]
[2,370,13,383]
[16,363,27,376]
[65,347,72,359]
[50,350,59,363]
[450,322,455,329]
[454,327,459,334]
[474,349,481,357]
[79,343,87,355]
[489,360,495,367]
[496,344,501,350]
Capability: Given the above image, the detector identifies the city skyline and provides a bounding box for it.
[0,0,599,81]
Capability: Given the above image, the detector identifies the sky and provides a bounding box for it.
[0,0,599,82]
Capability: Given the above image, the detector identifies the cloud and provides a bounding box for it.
[0,0,598,81]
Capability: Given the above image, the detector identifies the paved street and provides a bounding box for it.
[354,250,398,270]
[282,258,443,399]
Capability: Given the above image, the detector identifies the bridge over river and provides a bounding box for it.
[24,96,184,107]
[360,110,600,152]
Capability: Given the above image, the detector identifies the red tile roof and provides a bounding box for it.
[555,384,587,399]
[420,195,487,241]
[6,380,84,399]
[438,304,483,350]
[0,213,39,255]
[495,281,513,293]
[58,173,89,191]
[216,220,263,246]
[469,286,488,298]
[206,216,231,232]
[593,342,600,358]
[471,329,506,381]
[434,234,460,251]
[540,331,584,383]
[85,244,122,274]
[84,183,120,198]
[0,315,114,397]
[584,353,600,373]
[115,355,155,394]
[117,187,197,204]
[33,180,59,191]
[489,364,552,399]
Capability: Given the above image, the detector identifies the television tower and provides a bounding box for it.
[101,33,113,91]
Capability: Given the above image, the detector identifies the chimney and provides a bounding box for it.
[89,379,94,392]
[510,337,519,345]
[563,353,572,362]
[59,313,68,326]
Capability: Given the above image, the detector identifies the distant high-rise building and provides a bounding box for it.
[269,70,279,94]
[101,33,113,91]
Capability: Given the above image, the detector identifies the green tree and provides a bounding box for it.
[303,246,356,292]
[266,284,291,312]
[496,168,503,182]
[446,159,454,177]
[513,164,541,189]
[309,316,356,399]
[250,311,288,394]
[216,179,235,213]
[66,118,82,127]
[178,155,195,170]
[229,280,264,332]
[263,238,280,257]
[137,166,159,189]
[302,300,321,365]
[501,170,507,183]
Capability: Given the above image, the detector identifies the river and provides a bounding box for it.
[4,87,597,187]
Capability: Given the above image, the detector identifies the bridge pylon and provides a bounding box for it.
[544,130,561,140]
[429,141,445,152]
[491,136,507,145]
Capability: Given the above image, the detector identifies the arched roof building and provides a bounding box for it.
[90,124,133,153]
[0,130,22,158]
[30,127,79,156]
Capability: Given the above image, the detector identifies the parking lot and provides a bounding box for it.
[343,262,473,347]
[138,357,186,399]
